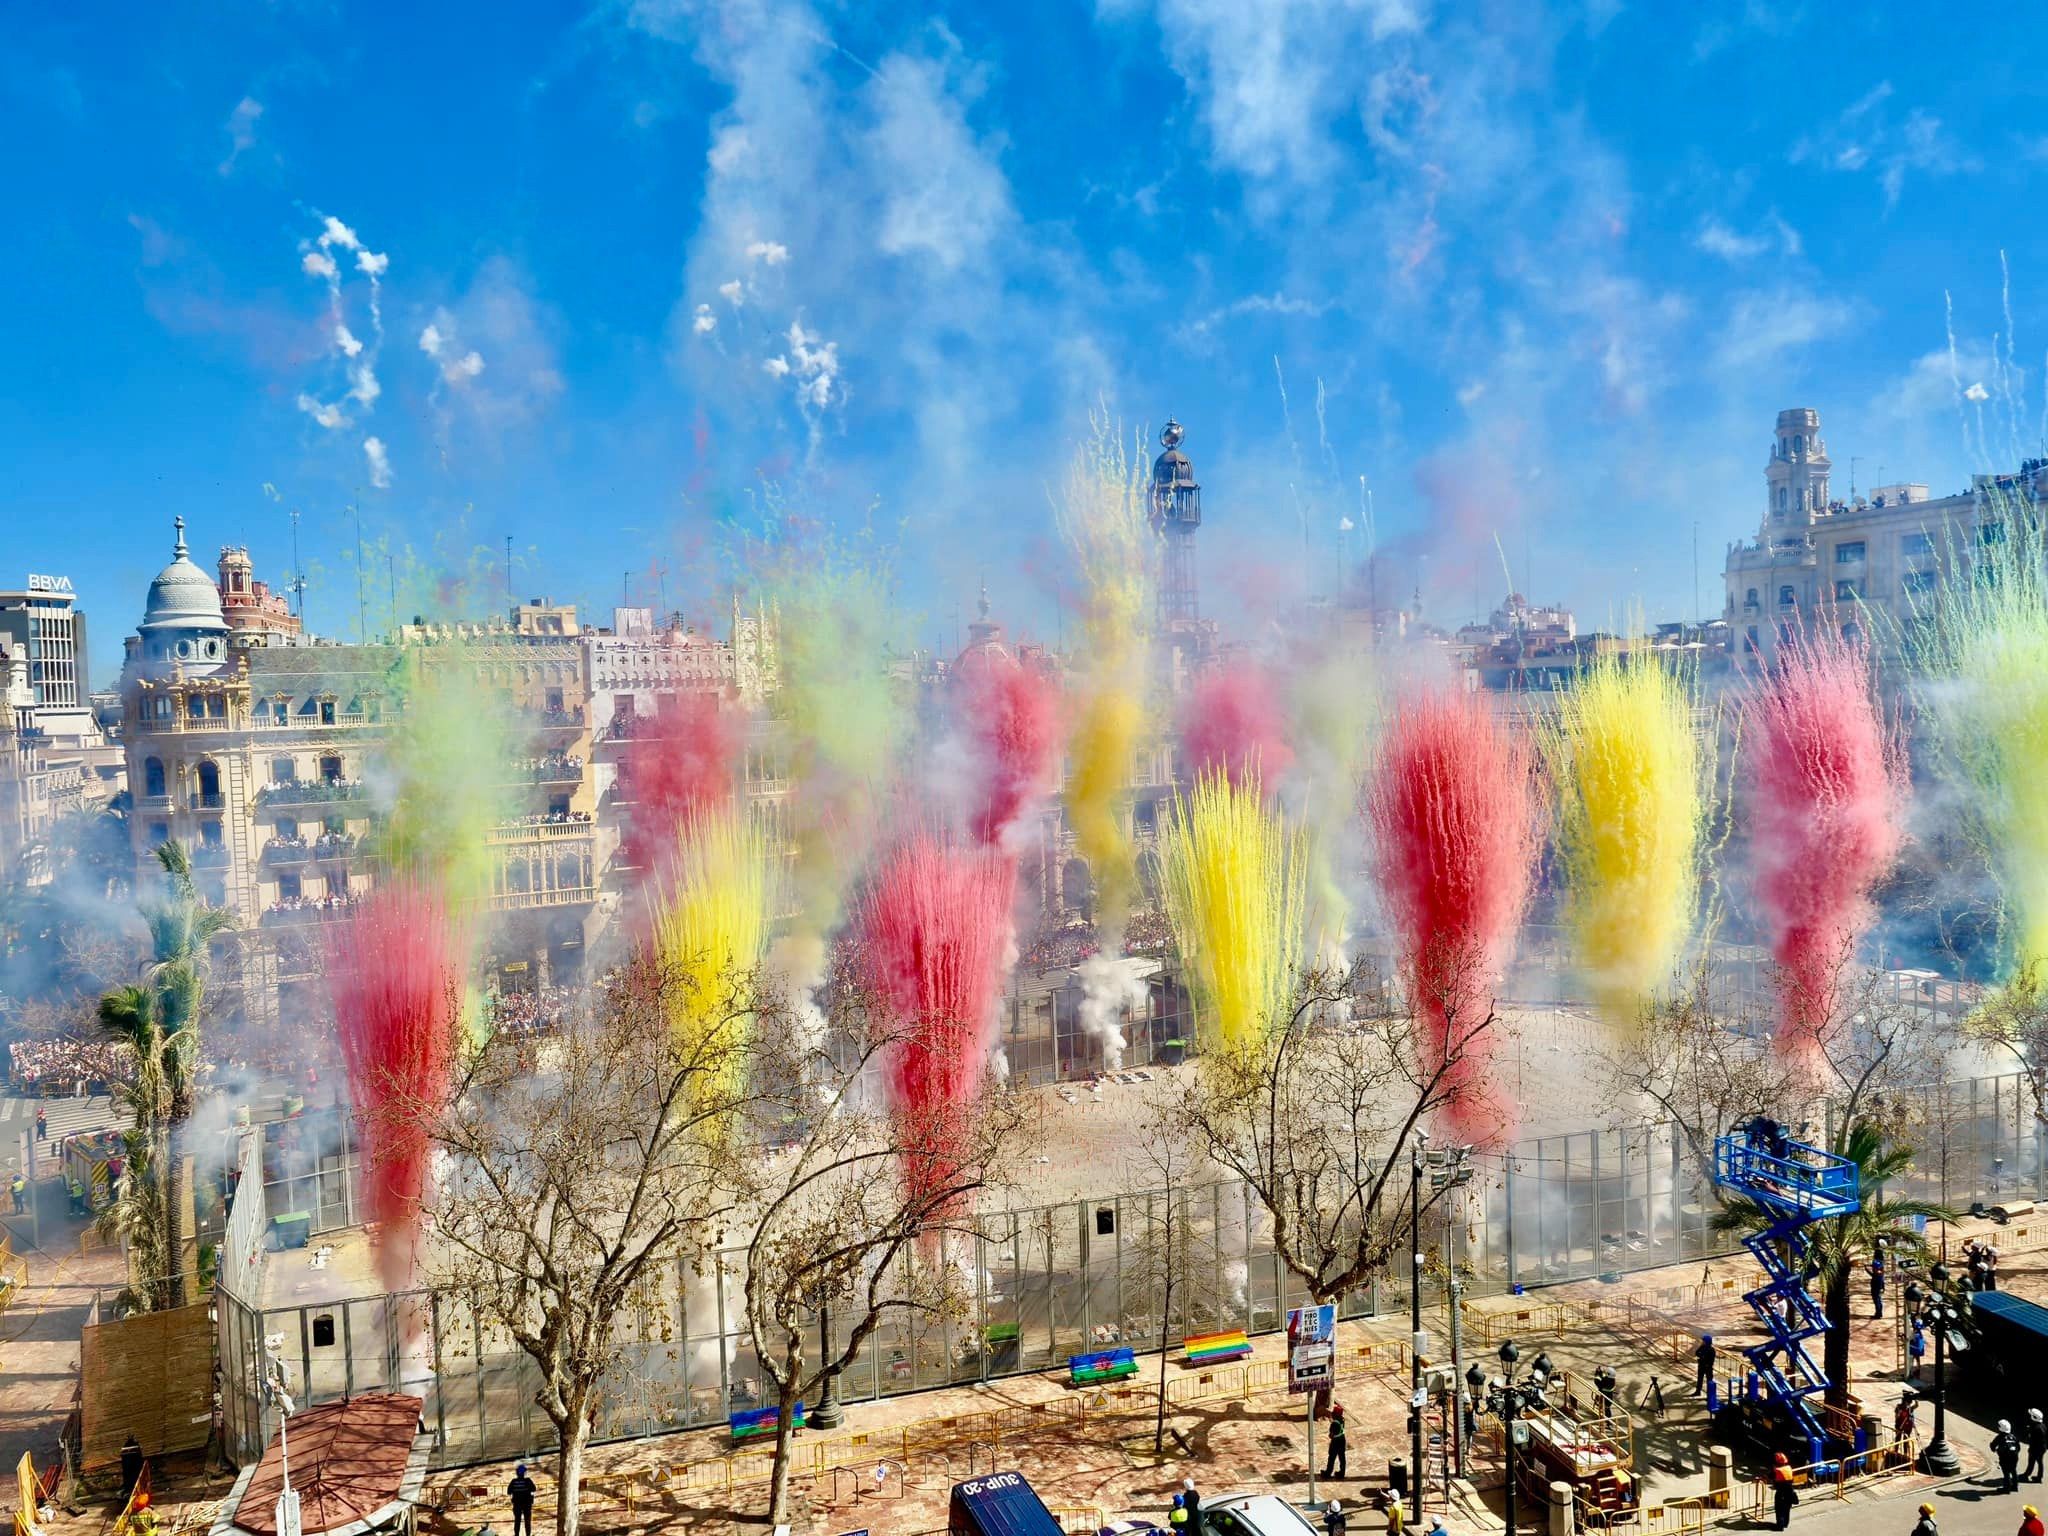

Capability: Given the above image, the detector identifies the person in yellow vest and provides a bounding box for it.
[9,1174,24,1213]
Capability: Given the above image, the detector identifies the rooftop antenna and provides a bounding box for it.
[288,507,306,619]
[504,535,513,601]
[387,552,395,637]
[1850,456,1862,500]
[353,494,366,643]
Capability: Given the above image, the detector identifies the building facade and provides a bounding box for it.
[1723,407,2048,662]
[0,572,95,745]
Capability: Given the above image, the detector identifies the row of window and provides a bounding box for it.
[140,753,348,798]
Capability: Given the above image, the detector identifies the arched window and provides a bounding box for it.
[1745,588,1759,607]
[272,756,296,784]
[1779,585,1796,606]
[1776,487,1787,513]
[319,755,343,784]
[187,694,206,721]
[197,759,221,799]
[144,758,166,798]
[1793,434,1803,455]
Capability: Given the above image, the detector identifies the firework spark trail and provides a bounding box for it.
[1182,663,1295,791]
[1743,629,1904,1060]
[648,803,771,1086]
[621,691,740,877]
[1158,770,1309,1053]
[1910,491,2048,975]
[958,657,1063,851]
[859,837,1016,1214]
[326,880,465,1290]
[1056,412,1153,937]
[1542,648,1705,1026]
[1368,690,1542,1145]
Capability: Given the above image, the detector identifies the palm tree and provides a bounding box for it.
[1713,1119,1956,1409]
[99,841,234,1309]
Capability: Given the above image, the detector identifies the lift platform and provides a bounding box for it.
[1711,1119,1861,1468]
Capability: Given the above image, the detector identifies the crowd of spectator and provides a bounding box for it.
[262,894,361,923]
[7,1034,130,1092]
[511,751,584,781]
[496,809,593,829]
[486,984,575,1036]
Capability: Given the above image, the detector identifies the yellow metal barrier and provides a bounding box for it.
[1051,1508,1106,1534]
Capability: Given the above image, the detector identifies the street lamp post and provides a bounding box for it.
[1918,1263,1961,1475]
[1411,1135,1427,1512]
[1479,1339,1552,1536]
[810,1298,844,1430]
[1427,1144,1477,1479]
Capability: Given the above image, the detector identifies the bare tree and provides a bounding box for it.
[735,985,1028,1526]
[418,959,757,1536]
[1186,960,1495,1304]
[1120,1085,1210,1457]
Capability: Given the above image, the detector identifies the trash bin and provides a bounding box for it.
[1388,1458,1409,1499]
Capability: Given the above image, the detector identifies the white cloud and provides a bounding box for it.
[762,355,790,378]
[218,96,263,177]
[356,249,389,278]
[301,251,336,280]
[718,279,744,304]
[1793,84,1977,211]
[362,436,392,489]
[335,324,363,358]
[864,52,1012,271]
[1713,289,1855,371]
[745,240,789,265]
[320,216,361,253]
[416,259,563,456]
[1695,218,1767,262]
[693,304,717,335]
[295,393,349,431]
[1964,381,1990,402]
[418,323,445,357]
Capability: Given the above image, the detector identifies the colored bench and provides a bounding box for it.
[1182,1330,1252,1367]
[1069,1347,1139,1387]
[729,1403,804,1442]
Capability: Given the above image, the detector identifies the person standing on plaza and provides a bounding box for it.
[8,1174,23,1214]
[1995,1421,2023,1493]
[1695,1334,1716,1395]
[2025,1409,2046,1483]
[2021,1504,2044,1536]
[1911,1503,1938,1536]
[1772,1453,1798,1530]
[1871,1251,1887,1318]
[1909,1323,1927,1382]
[1322,1499,1346,1536]
[34,1107,47,1143]
[1183,1478,1202,1536]
[1323,1402,1349,1480]
[507,1462,537,1536]
[1169,1493,1187,1533]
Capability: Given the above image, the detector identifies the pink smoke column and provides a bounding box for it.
[324,880,466,1289]
[957,658,1063,849]
[620,691,739,877]
[1183,663,1294,791]
[1367,690,1542,1145]
[858,837,1017,1216]
[1743,630,1904,1061]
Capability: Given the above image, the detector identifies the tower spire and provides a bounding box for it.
[173,515,188,559]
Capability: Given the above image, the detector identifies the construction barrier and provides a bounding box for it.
[1728,1436,1918,1518]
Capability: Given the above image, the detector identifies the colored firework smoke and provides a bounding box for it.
[1543,648,1704,1024]
[647,804,771,1081]
[1158,769,1309,1052]
[1287,641,1377,952]
[859,837,1016,1214]
[326,880,465,1290]
[1182,663,1294,791]
[1368,690,1541,1144]
[374,648,509,906]
[1910,493,2048,973]
[1056,412,1153,935]
[1743,629,1903,1057]
[958,655,1063,850]
[620,691,740,878]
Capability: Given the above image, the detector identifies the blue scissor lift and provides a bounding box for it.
[1711,1120,1862,1468]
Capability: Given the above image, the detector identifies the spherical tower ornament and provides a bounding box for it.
[1161,418,1185,451]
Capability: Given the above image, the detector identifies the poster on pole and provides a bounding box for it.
[1287,1304,1336,1394]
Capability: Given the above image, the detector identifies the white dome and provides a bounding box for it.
[135,518,229,672]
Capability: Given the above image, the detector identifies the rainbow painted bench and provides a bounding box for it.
[729,1403,804,1441]
[1069,1347,1139,1387]
[1183,1330,1253,1367]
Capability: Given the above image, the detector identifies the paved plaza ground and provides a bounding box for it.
[29,1217,2043,1536]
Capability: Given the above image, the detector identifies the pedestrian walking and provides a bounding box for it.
[34,1107,47,1142]
[1995,1421,2023,1493]
[1322,1499,1347,1536]
[1694,1333,1716,1395]
[1385,1494,1405,1536]
[1909,1324,1927,1381]
[1895,1394,1919,1448]
[2022,1504,2045,1536]
[2026,1409,2046,1483]
[1323,1402,1348,1479]
[1871,1253,1887,1318]
[1911,1502,1937,1536]
[507,1462,537,1536]
[1772,1452,1798,1531]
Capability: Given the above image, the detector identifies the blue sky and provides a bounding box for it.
[5,2,2046,685]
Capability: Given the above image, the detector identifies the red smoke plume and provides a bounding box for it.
[1182,663,1294,791]
[620,691,740,877]
[958,659,1062,849]
[1367,689,1542,1145]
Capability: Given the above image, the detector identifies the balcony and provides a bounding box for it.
[487,884,596,911]
[505,754,585,785]
[530,705,586,729]
[487,815,595,845]
[248,709,386,731]
[264,835,357,865]
[189,791,227,811]
[257,780,365,809]
[190,844,232,870]
[260,897,361,927]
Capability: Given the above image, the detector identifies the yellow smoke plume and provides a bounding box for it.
[649,805,771,1083]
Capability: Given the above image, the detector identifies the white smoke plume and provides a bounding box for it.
[362,436,392,489]
[297,212,389,479]
[1074,954,1146,1073]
